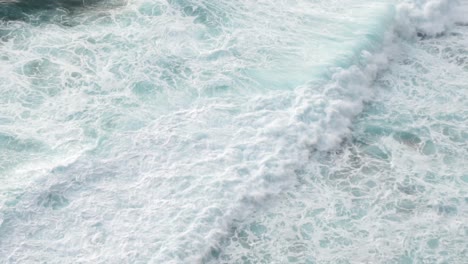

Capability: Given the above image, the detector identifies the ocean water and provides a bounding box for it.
[0,0,466,263]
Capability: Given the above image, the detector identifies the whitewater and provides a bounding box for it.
[0,0,466,263]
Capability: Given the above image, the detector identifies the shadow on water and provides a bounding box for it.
[0,0,123,22]
[0,0,103,10]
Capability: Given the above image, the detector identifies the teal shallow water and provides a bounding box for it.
[0,0,466,263]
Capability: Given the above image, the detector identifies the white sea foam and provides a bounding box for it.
[0,0,465,263]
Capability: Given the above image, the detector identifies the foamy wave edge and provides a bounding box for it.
[193,0,464,263]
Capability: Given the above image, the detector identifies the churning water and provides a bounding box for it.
[0,0,466,263]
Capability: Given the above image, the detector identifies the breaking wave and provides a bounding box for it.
[0,0,465,263]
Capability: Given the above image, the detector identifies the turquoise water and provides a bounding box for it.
[0,0,466,263]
